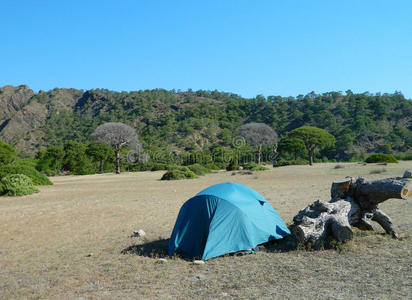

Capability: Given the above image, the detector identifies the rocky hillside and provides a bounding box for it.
[0,85,411,160]
[0,85,34,126]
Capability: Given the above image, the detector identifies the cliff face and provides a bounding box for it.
[0,85,34,125]
[0,87,83,153]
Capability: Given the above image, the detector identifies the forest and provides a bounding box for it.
[0,86,412,176]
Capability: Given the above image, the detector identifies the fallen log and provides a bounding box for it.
[292,171,411,247]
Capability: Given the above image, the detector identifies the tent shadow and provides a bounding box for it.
[121,238,170,258]
[262,235,298,253]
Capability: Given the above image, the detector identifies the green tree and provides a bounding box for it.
[287,126,335,165]
[86,142,114,173]
[278,137,306,160]
[63,141,93,174]
[379,144,393,154]
[0,141,17,165]
[46,145,64,174]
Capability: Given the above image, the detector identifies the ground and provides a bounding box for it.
[0,162,411,299]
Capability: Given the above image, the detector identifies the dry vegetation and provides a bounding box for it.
[0,162,411,299]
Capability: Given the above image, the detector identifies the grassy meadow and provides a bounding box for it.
[0,162,411,299]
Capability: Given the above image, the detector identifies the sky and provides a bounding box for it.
[1,0,412,99]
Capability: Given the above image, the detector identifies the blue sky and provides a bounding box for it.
[1,0,412,98]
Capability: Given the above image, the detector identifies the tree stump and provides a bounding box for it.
[291,171,411,247]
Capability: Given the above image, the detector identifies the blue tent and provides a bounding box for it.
[168,182,290,260]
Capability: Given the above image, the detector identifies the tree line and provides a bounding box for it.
[36,89,412,162]
[33,123,343,175]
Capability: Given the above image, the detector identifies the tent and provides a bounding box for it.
[168,182,290,260]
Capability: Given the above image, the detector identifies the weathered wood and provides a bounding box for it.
[330,216,353,242]
[372,209,398,239]
[352,212,374,231]
[331,177,354,200]
[292,198,360,247]
[292,171,411,247]
[355,177,411,210]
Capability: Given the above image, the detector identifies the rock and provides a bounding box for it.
[157,258,167,263]
[86,253,93,257]
[193,260,205,265]
[0,85,34,121]
[0,86,83,153]
[132,229,146,237]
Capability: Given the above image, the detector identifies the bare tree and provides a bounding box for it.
[237,122,278,164]
[91,122,141,174]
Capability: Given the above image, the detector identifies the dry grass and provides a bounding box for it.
[0,162,411,299]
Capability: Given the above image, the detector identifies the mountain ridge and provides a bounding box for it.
[0,85,411,160]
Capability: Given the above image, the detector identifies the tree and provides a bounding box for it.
[236,122,278,164]
[86,142,113,173]
[91,122,141,174]
[63,141,93,175]
[278,137,306,160]
[287,126,335,165]
[46,145,64,174]
[0,141,17,165]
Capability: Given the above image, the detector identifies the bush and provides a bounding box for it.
[394,153,412,161]
[276,159,309,167]
[365,153,398,163]
[0,162,52,185]
[188,164,210,176]
[129,162,154,172]
[161,169,197,180]
[242,162,269,171]
[1,174,40,196]
[0,181,5,195]
[226,159,240,171]
[151,163,169,171]
[203,163,220,170]
[250,164,269,171]
[167,165,189,172]
[19,158,38,168]
[0,141,17,165]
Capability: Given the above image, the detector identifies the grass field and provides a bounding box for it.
[0,162,411,299]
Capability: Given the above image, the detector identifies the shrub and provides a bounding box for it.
[19,158,38,168]
[0,181,5,195]
[161,169,197,180]
[276,159,290,167]
[394,153,412,161]
[188,164,210,176]
[129,163,154,172]
[0,162,52,185]
[0,141,17,165]
[242,162,269,171]
[226,159,240,171]
[365,153,398,163]
[250,164,269,171]
[276,159,309,167]
[167,165,190,172]
[151,163,169,171]
[1,174,39,196]
[203,163,220,170]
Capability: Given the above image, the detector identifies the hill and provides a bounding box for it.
[0,85,411,160]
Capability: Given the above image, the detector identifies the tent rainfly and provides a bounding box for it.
[168,182,290,260]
